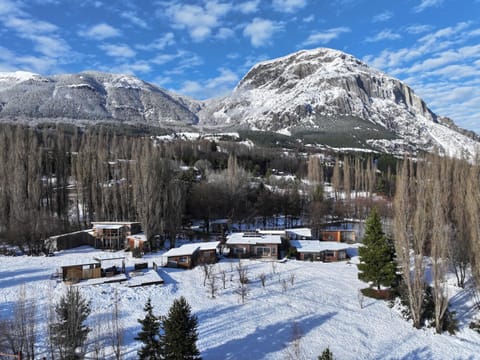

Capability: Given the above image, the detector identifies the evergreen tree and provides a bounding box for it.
[358,208,396,290]
[319,347,334,360]
[135,298,163,360]
[51,286,91,360]
[162,296,201,360]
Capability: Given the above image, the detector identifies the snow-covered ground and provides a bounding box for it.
[1,246,479,359]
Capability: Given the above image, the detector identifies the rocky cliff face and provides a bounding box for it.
[198,48,478,156]
[199,48,437,129]
[0,71,198,126]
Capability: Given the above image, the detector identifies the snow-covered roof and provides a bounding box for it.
[256,229,286,236]
[226,233,282,245]
[93,254,126,262]
[93,224,125,230]
[291,240,351,253]
[163,241,220,257]
[61,259,99,267]
[286,228,312,238]
[127,233,147,241]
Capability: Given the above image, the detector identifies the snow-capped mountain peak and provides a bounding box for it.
[199,47,477,157]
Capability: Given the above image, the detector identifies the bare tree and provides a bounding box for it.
[394,158,426,329]
[237,261,249,285]
[219,268,227,289]
[202,264,214,287]
[259,273,267,288]
[430,157,450,333]
[284,322,306,360]
[207,271,218,299]
[289,273,296,286]
[89,313,106,360]
[109,289,123,360]
[236,261,249,304]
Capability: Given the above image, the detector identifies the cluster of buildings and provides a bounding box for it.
[50,221,360,282]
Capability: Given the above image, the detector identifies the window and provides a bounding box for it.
[256,247,271,257]
[234,247,246,254]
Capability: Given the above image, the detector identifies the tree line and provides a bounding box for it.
[0,124,395,253]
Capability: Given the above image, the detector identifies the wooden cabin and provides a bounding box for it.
[226,232,282,259]
[160,242,220,269]
[290,240,350,262]
[91,222,142,250]
[320,230,356,243]
[61,260,101,283]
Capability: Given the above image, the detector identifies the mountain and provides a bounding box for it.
[198,48,478,157]
[0,70,198,126]
[0,49,478,157]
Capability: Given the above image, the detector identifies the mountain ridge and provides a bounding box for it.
[0,48,478,157]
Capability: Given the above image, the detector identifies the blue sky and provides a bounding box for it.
[0,0,479,132]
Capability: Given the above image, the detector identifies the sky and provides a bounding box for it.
[0,0,479,133]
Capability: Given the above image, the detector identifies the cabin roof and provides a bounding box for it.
[290,240,350,253]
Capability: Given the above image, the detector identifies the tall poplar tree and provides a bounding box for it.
[358,208,396,291]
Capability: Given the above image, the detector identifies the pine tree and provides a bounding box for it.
[51,286,91,359]
[358,208,396,291]
[162,296,201,360]
[319,347,334,360]
[135,298,162,360]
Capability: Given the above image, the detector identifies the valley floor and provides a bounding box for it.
[0,246,479,359]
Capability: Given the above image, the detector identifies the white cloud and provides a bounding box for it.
[414,0,444,13]
[159,51,204,73]
[166,1,232,42]
[372,10,393,23]
[303,15,315,23]
[175,68,239,99]
[301,27,350,46]
[105,61,152,75]
[365,29,401,42]
[121,11,149,29]
[405,24,434,34]
[30,35,70,57]
[237,0,260,14]
[243,18,282,47]
[4,16,57,34]
[100,44,136,58]
[272,0,307,13]
[0,12,72,62]
[216,27,235,40]
[0,0,23,16]
[138,32,175,51]
[79,23,121,40]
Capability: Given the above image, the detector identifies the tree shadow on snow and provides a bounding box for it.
[202,311,337,360]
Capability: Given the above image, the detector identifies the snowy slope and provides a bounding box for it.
[1,247,479,359]
[0,71,198,125]
[199,48,479,157]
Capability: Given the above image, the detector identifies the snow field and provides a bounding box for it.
[1,246,479,359]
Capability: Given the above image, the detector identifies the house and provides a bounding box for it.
[160,241,220,269]
[285,228,312,240]
[226,232,282,259]
[127,233,148,251]
[319,230,356,243]
[91,222,142,249]
[60,260,101,282]
[290,240,350,262]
